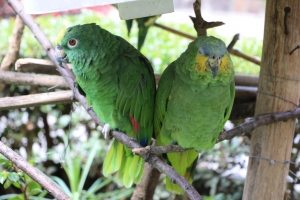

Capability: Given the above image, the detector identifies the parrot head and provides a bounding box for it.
[55,23,112,65]
[195,36,231,78]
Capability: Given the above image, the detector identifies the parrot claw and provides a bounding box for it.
[102,123,112,140]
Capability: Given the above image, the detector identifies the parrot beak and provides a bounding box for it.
[208,57,221,78]
[211,66,218,78]
[55,45,69,63]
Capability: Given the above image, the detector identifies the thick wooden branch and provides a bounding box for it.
[130,163,160,200]
[0,71,68,88]
[0,90,73,110]
[6,0,202,199]
[0,140,70,200]
[15,58,61,75]
[0,15,24,71]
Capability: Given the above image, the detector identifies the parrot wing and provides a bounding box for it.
[154,63,175,142]
[115,48,155,145]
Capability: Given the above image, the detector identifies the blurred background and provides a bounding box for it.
[0,0,299,199]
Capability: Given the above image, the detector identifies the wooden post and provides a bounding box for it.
[243,0,300,200]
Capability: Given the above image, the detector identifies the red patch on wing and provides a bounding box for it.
[130,116,140,133]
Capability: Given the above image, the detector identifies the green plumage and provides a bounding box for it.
[154,36,235,194]
[59,23,156,187]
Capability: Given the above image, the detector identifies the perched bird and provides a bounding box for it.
[154,36,235,194]
[57,23,156,187]
[125,16,160,50]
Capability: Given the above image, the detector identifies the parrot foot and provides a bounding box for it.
[132,146,151,155]
[102,123,112,140]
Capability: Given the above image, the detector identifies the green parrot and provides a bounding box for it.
[57,23,156,187]
[154,36,235,194]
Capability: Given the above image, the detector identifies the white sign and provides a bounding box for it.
[118,0,174,20]
[23,0,174,19]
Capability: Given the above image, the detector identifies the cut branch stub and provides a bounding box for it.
[190,0,224,36]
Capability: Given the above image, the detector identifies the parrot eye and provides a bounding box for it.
[68,39,78,48]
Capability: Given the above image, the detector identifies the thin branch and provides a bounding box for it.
[153,23,195,40]
[0,15,24,71]
[0,90,73,110]
[229,49,261,66]
[6,0,202,199]
[0,71,69,88]
[190,0,224,36]
[289,45,300,55]
[135,106,300,155]
[153,22,261,66]
[0,140,70,200]
[217,107,300,142]
[227,34,240,51]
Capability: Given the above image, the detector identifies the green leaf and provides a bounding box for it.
[3,179,11,189]
[0,171,8,184]
[78,141,99,193]
[51,176,71,196]
[64,156,81,193]
[8,172,20,183]
[27,181,42,196]
[86,178,111,195]
[12,181,21,189]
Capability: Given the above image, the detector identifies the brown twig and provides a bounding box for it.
[153,22,261,66]
[0,90,73,110]
[0,15,24,71]
[0,71,68,88]
[0,140,70,200]
[190,0,224,36]
[134,106,300,155]
[289,45,300,55]
[6,0,202,199]
[227,34,240,51]
[153,23,195,40]
[131,163,161,200]
[229,49,261,65]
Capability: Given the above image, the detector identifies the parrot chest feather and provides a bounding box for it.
[161,76,233,151]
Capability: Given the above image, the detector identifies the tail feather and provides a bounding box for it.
[102,140,144,187]
[102,140,124,176]
[119,151,144,188]
[166,149,199,194]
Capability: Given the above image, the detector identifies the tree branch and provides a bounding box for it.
[153,22,261,66]
[131,163,160,200]
[227,34,240,51]
[190,0,224,36]
[6,0,202,199]
[0,140,70,200]
[134,107,300,155]
[0,15,24,71]
[15,58,61,75]
[229,49,261,66]
[0,90,73,110]
[0,71,68,88]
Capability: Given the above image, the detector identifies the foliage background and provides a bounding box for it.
[0,6,299,200]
